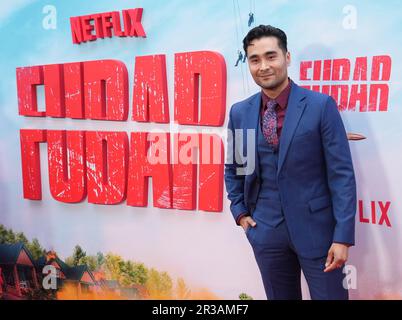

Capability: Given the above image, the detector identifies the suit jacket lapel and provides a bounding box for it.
[277,83,307,176]
[247,92,261,178]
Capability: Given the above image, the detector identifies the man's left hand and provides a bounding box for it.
[324,243,350,273]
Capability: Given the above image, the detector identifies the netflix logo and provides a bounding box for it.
[299,55,392,112]
[358,200,392,227]
[70,8,146,44]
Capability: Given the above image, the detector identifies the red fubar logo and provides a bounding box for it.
[299,55,392,112]
[17,52,227,212]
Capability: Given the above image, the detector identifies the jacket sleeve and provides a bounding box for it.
[321,96,357,245]
[224,106,249,225]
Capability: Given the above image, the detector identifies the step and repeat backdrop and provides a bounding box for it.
[0,0,401,299]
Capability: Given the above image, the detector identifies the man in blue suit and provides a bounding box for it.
[224,25,357,300]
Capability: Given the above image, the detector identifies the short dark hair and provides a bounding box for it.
[243,25,288,56]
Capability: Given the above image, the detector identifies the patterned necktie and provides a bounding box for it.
[262,99,279,149]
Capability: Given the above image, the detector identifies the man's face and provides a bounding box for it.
[246,36,291,91]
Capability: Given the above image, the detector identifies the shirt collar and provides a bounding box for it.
[261,78,293,110]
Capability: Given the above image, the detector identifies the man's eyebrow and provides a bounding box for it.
[248,51,278,59]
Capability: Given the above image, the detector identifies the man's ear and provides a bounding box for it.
[286,51,291,67]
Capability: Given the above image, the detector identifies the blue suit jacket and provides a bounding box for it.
[224,82,357,258]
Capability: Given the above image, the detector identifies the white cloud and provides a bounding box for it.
[0,0,37,26]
